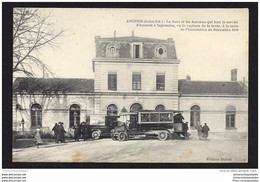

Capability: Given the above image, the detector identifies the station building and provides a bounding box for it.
[13,34,248,134]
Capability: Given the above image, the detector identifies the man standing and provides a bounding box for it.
[202,123,210,140]
[183,122,189,139]
[52,123,58,143]
[56,122,66,143]
[73,123,80,142]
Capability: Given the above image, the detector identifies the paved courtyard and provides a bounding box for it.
[12,132,248,163]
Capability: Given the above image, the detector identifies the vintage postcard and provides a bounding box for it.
[11,8,249,163]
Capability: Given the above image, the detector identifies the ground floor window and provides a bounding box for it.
[226,106,236,129]
[31,103,42,127]
[190,105,200,128]
[107,104,118,116]
[69,104,80,127]
[130,103,143,112]
[155,104,165,111]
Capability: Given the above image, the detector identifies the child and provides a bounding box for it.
[34,126,43,148]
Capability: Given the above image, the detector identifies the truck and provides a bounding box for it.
[82,114,119,140]
[110,110,189,141]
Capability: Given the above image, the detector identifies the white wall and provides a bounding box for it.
[95,62,179,93]
[98,95,179,114]
[180,96,248,132]
[14,94,94,131]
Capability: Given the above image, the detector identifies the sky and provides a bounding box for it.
[36,8,248,82]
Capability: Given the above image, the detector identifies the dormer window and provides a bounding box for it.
[131,42,143,58]
[106,44,119,58]
[110,46,116,54]
[155,45,167,58]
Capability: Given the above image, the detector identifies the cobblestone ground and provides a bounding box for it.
[12,132,248,163]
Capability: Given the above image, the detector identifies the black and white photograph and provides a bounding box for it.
[9,7,251,164]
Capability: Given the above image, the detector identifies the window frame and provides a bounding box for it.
[156,74,165,91]
[107,104,118,116]
[108,73,117,91]
[131,42,143,58]
[226,106,236,130]
[132,73,141,90]
[31,104,42,128]
[190,105,200,129]
[69,104,81,128]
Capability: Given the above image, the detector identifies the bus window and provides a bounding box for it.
[151,113,159,122]
[160,113,173,122]
[141,114,150,122]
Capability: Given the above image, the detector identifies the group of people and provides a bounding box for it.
[196,123,210,140]
[52,122,66,143]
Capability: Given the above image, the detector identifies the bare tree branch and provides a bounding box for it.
[13,8,65,78]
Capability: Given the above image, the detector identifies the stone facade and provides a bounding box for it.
[93,35,180,115]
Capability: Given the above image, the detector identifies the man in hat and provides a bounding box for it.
[73,123,80,142]
[52,123,58,143]
[56,122,66,143]
[202,123,210,140]
[183,122,189,139]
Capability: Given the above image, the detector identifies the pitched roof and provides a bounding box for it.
[98,36,173,43]
[178,80,247,95]
[13,77,94,93]
[13,77,247,95]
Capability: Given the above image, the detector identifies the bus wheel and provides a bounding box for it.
[92,131,100,140]
[158,131,168,141]
[111,134,117,141]
[118,132,127,142]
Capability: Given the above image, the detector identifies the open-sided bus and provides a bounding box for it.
[111,110,188,141]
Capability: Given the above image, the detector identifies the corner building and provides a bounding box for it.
[93,35,180,115]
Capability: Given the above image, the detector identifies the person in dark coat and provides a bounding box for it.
[73,123,80,142]
[52,123,58,143]
[80,122,88,141]
[202,123,210,139]
[56,122,66,143]
[182,122,189,139]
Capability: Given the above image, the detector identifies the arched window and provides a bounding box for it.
[226,106,236,129]
[130,103,143,112]
[107,104,118,116]
[31,104,42,127]
[190,105,200,128]
[155,104,165,111]
[69,104,80,127]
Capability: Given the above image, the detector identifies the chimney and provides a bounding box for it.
[114,30,116,38]
[132,30,134,37]
[231,69,238,81]
[186,75,191,81]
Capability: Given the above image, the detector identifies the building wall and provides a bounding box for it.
[14,94,94,132]
[180,96,248,132]
[94,61,179,93]
[97,95,179,115]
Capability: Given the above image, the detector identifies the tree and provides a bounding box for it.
[13,8,65,77]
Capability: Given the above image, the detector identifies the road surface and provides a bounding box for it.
[13,132,247,163]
